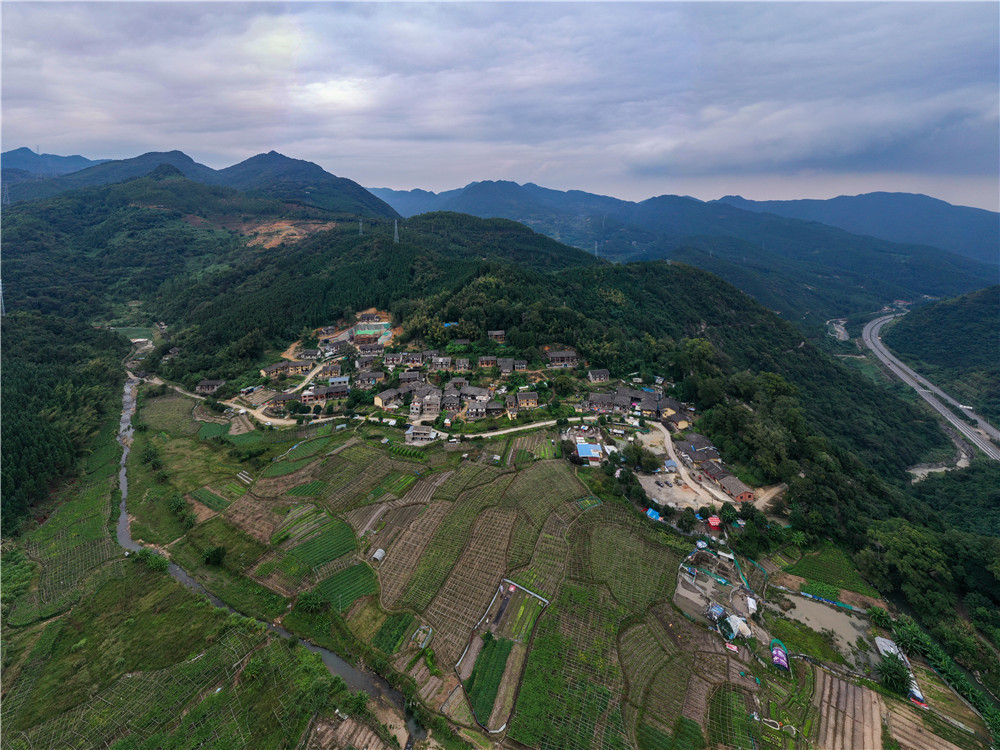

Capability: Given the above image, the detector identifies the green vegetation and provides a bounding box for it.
[372,613,415,654]
[800,582,841,601]
[288,520,355,566]
[637,717,706,750]
[1,313,127,533]
[189,487,229,511]
[878,652,910,695]
[315,564,378,611]
[763,614,845,665]
[465,635,514,721]
[907,460,1000,538]
[786,543,878,596]
[882,287,999,423]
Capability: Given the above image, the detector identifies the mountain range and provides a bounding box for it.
[1,148,399,218]
[3,147,995,329]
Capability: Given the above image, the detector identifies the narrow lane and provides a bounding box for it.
[862,314,1000,461]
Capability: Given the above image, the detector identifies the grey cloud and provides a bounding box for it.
[1,2,996,209]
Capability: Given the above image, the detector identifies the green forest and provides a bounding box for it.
[883,286,1000,422]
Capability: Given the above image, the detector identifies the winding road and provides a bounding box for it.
[862,314,1000,461]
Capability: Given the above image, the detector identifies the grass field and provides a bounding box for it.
[316,564,378,611]
[764,612,846,665]
[786,543,878,597]
[198,422,230,440]
[141,394,199,436]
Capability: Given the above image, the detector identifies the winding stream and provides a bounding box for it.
[115,377,426,739]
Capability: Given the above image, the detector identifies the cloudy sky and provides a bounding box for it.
[3,2,998,209]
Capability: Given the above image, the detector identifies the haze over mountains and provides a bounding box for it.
[3,147,996,329]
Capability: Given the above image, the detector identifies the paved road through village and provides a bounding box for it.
[862,314,1000,461]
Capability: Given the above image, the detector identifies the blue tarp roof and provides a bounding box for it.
[664,459,677,468]
[646,508,661,521]
[577,443,603,459]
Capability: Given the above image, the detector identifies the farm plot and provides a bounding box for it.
[378,501,452,608]
[464,635,514,726]
[589,525,680,613]
[510,511,570,599]
[433,462,506,502]
[141,394,200,436]
[398,470,453,504]
[495,589,546,643]
[288,519,355,566]
[643,652,697,736]
[252,550,312,597]
[190,487,229,511]
[422,507,517,668]
[315,563,378,611]
[321,454,395,511]
[223,493,285,544]
[811,669,883,750]
[707,685,758,750]
[399,474,514,613]
[503,462,584,570]
[271,504,326,546]
[618,622,670,711]
[785,543,879,597]
[509,582,629,750]
[373,613,416,654]
[286,480,326,496]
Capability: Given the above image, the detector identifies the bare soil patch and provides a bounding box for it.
[812,669,883,750]
[223,493,285,543]
[185,496,218,524]
[488,641,527,730]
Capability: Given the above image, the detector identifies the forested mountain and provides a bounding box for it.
[1,146,109,175]
[0,313,128,534]
[370,181,995,327]
[882,286,1000,422]
[5,149,399,218]
[715,192,999,265]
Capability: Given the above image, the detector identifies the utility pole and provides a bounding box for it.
[2,183,9,206]
[1,279,6,317]
[359,218,363,236]
[393,219,399,244]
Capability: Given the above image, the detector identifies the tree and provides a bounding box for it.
[791,531,808,548]
[678,507,697,533]
[877,652,910,695]
[893,619,926,656]
[297,590,326,613]
[867,606,892,630]
[720,502,739,525]
[202,545,227,566]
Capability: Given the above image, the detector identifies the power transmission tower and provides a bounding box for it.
[359,218,363,236]
[393,219,399,244]
[2,183,9,206]
[594,241,598,259]
[1,279,6,317]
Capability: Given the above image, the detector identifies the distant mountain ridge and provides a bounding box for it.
[713,192,998,265]
[1,146,110,175]
[3,149,399,218]
[370,181,996,326]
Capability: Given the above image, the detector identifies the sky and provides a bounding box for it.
[2,2,998,210]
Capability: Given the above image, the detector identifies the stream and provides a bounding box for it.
[115,377,427,740]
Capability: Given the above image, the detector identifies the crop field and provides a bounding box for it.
[785,543,878,597]
[315,563,378,611]
[198,421,230,439]
[9,480,118,626]
[707,685,757,750]
[576,495,602,511]
[190,487,229,511]
[271,504,326,545]
[433,462,506,501]
[222,493,285,544]
[589,525,679,613]
[285,436,333,461]
[288,519,355,566]
[141,394,199,436]
[398,474,515,613]
[319,452,395,510]
[496,589,546,642]
[261,455,315,477]
[465,636,514,724]
[502,461,583,571]
[378,501,452,608]
[809,669,883,750]
[286,480,326,496]
[510,510,570,599]
[422,507,517,667]
[373,613,416,654]
[509,582,629,749]
[618,623,670,712]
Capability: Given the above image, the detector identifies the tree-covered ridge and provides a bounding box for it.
[1,313,129,532]
[882,286,1000,422]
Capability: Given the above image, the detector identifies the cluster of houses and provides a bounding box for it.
[674,432,755,503]
[372,373,540,423]
[581,386,688,422]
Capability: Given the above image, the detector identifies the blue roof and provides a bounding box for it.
[577,443,603,458]
[646,508,661,521]
[663,459,677,468]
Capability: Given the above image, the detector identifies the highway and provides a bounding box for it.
[862,314,1000,461]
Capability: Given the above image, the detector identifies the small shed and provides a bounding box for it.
[707,516,721,529]
[646,508,661,521]
[372,549,386,563]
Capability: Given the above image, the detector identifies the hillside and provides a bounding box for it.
[882,286,1000,422]
[7,149,398,218]
[370,182,995,327]
[716,192,1000,266]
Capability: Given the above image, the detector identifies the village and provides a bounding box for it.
[186,310,762,516]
